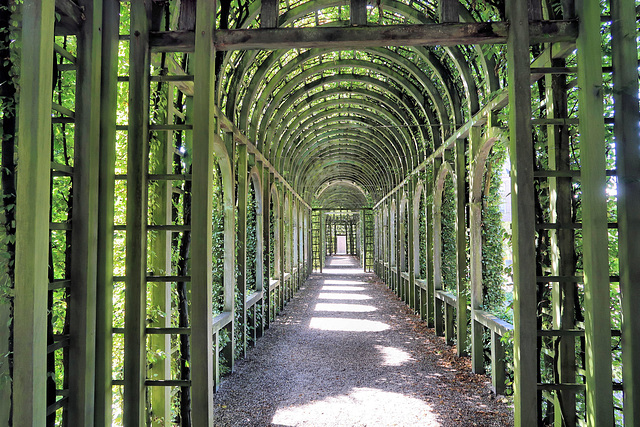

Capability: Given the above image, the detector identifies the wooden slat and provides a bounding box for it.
[149,21,578,52]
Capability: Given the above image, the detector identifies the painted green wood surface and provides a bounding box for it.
[14,1,55,425]
[611,1,640,425]
[506,0,537,424]
[576,1,614,424]
[191,0,218,422]
[94,0,119,425]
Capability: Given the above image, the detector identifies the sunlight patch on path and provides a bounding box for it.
[271,387,441,426]
[323,279,366,285]
[314,303,377,313]
[321,285,366,291]
[376,345,414,366]
[317,293,371,300]
[309,317,389,332]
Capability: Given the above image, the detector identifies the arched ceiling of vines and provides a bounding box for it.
[215,0,504,209]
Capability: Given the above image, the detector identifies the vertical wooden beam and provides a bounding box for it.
[455,138,468,357]
[546,61,576,425]
[70,0,103,423]
[14,1,54,425]
[191,0,218,422]
[148,90,173,425]
[439,0,459,23]
[611,1,640,424]
[261,0,278,28]
[263,166,271,327]
[237,143,248,358]
[426,168,435,327]
[125,1,151,424]
[469,128,483,373]
[576,1,613,424]
[350,0,367,27]
[491,330,506,395]
[506,0,537,424]
[408,182,415,311]
[95,0,119,425]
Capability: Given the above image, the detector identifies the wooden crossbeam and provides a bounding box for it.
[149,20,577,52]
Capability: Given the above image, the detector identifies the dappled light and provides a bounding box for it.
[317,292,371,301]
[314,303,377,313]
[321,285,366,291]
[376,345,413,366]
[309,317,390,332]
[271,388,440,426]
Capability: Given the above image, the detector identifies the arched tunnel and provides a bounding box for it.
[2,0,640,426]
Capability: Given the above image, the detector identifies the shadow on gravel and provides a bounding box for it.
[213,255,513,427]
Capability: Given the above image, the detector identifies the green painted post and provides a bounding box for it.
[191,0,219,421]
[506,0,537,424]
[14,1,55,424]
[455,138,468,357]
[469,127,484,374]
[237,143,248,358]
[148,86,173,425]
[546,61,576,425]
[611,0,640,424]
[125,1,151,424]
[426,168,435,328]
[407,182,415,311]
[70,0,103,423]
[263,167,271,327]
[576,1,614,425]
[95,0,119,424]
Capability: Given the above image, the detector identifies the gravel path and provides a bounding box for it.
[213,256,514,426]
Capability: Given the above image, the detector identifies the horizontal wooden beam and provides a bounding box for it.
[149,20,578,52]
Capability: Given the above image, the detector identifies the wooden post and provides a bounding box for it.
[576,0,614,424]
[350,0,367,26]
[191,0,218,422]
[95,0,119,424]
[262,166,271,327]
[426,167,435,327]
[469,127,484,374]
[491,330,506,395]
[14,1,55,424]
[611,0,640,424]
[125,1,151,424]
[439,0,458,22]
[506,0,537,424]
[455,138,468,357]
[546,61,576,425]
[408,180,415,311]
[261,0,279,28]
[69,0,103,423]
[237,144,248,357]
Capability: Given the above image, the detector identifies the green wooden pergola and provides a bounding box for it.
[1,0,639,425]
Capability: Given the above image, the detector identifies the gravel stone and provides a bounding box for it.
[213,256,514,426]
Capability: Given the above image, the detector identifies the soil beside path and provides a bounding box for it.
[213,256,514,426]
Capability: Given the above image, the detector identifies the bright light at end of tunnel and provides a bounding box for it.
[314,303,377,313]
[271,387,440,426]
[309,317,389,332]
[375,345,413,366]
